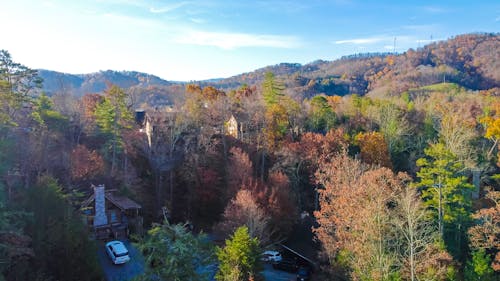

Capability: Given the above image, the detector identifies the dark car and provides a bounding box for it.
[272,259,298,273]
[296,266,311,281]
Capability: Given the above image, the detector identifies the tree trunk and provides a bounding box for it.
[260,150,266,182]
[169,170,173,209]
[438,178,443,237]
[155,171,162,213]
[111,135,117,175]
[410,233,415,281]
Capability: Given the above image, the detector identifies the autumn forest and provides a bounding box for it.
[1,33,499,281]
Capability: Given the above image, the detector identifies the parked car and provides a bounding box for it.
[272,259,298,272]
[105,240,131,265]
[261,250,283,262]
[296,266,312,281]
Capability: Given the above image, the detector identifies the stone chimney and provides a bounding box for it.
[93,184,108,227]
[135,110,145,126]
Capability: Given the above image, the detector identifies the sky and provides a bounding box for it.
[0,0,498,81]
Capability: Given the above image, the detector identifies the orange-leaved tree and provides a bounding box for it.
[70,144,104,181]
[468,188,500,271]
[355,131,392,168]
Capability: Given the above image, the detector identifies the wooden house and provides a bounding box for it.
[81,184,142,240]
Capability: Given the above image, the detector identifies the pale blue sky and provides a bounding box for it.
[1,0,498,81]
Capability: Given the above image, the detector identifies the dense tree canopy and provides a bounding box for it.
[0,34,499,281]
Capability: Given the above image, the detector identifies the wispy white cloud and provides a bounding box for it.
[334,37,386,44]
[149,2,192,13]
[175,30,302,49]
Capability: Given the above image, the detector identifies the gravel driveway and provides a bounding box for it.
[97,240,145,281]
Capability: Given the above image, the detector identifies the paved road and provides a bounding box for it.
[97,240,145,281]
[262,263,296,281]
[97,240,294,281]
[204,263,296,281]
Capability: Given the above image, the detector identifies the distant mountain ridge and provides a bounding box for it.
[38,69,172,96]
[38,33,499,102]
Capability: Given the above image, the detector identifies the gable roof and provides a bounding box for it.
[106,192,141,210]
[82,191,141,211]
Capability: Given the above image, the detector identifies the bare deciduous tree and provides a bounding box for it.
[218,189,273,246]
[393,185,437,281]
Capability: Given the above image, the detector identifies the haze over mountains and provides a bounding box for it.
[38,33,499,104]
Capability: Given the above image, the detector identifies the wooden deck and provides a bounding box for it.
[94,222,129,240]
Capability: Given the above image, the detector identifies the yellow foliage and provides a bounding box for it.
[386,55,395,66]
[326,95,342,110]
[481,101,500,140]
[355,131,392,168]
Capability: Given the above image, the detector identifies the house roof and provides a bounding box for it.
[82,191,141,211]
[106,192,141,210]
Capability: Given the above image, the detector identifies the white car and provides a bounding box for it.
[261,250,282,262]
[106,240,131,265]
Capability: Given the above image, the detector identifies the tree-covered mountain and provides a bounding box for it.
[39,33,499,105]
[38,69,181,108]
[39,69,172,96]
[210,32,499,99]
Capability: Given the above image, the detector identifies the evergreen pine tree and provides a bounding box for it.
[216,226,262,281]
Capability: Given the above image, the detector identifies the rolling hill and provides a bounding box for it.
[38,33,499,105]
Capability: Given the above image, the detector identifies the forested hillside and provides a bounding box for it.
[1,32,499,281]
[39,33,499,105]
[216,33,499,97]
[39,69,172,96]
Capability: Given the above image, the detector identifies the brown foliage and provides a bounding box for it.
[197,167,222,204]
[185,84,202,95]
[288,128,348,176]
[313,151,366,263]
[275,129,347,211]
[265,171,297,235]
[80,93,103,133]
[468,188,500,271]
[223,147,297,242]
[234,85,256,100]
[314,151,452,280]
[218,188,272,245]
[81,94,103,120]
[414,243,457,280]
[202,86,225,101]
[70,145,104,180]
[227,147,253,198]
